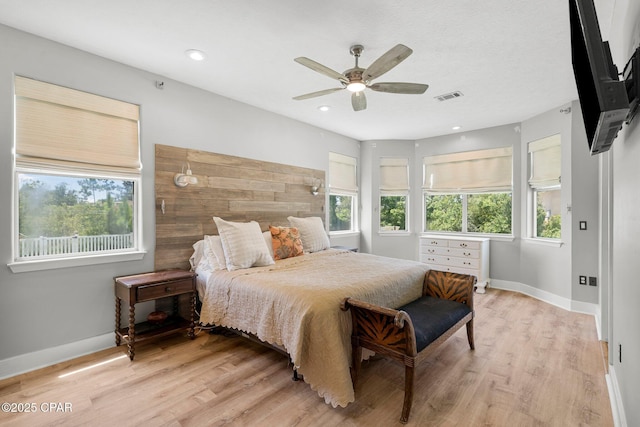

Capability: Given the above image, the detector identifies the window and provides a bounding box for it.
[329,152,357,232]
[379,158,409,232]
[423,147,512,234]
[12,76,142,268]
[528,135,561,239]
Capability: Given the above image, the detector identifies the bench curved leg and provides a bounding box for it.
[351,343,362,390]
[401,364,415,423]
[466,319,475,350]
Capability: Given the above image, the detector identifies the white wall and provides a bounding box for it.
[605,0,640,424]
[0,24,358,375]
[360,140,417,259]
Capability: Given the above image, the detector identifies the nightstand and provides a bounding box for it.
[114,270,196,360]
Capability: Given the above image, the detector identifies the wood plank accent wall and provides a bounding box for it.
[154,144,325,271]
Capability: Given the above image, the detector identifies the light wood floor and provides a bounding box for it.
[0,289,613,426]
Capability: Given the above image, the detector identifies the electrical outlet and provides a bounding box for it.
[589,276,597,286]
[579,275,587,285]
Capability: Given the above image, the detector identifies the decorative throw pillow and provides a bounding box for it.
[213,217,275,271]
[287,216,330,253]
[269,226,304,260]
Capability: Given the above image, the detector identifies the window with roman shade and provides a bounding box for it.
[528,134,561,190]
[380,157,409,194]
[329,152,357,232]
[14,76,140,176]
[423,147,513,235]
[528,134,562,239]
[379,158,409,232]
[329,152,357,194]
[423,147,512,193]
[11,76,143,271]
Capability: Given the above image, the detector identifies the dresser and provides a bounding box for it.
[419,235,490,293]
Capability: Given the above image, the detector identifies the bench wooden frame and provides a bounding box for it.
[341,270,476,423]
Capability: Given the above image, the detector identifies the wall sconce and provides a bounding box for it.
[310,179,323,196]
[174,163,198,187]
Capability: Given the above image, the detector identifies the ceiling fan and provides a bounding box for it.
[293,44,428,111]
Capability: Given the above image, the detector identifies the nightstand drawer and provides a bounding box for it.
[137,279,193,302]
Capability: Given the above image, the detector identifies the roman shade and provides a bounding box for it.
[329,152,357,193]
[423,147,512,193]
[528,134,561,189]
[14,76,140,176]
[379,157,409,194]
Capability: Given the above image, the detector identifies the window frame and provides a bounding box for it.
[378,157,410,234]
[379,193,410,233]
[328,152,358,234]
[10,167,145,273]
[9,76,145,272]
[328,191,358,234]
[527,135,562,241]
[423,191,513,236]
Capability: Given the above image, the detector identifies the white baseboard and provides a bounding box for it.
[608,366,628,426]
[0,332,114,380]
[490,279,598,315]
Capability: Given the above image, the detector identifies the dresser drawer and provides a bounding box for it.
[446,247,480,258]
[137,279,194,302]
[421,237,450,247]
[447,240,480,250]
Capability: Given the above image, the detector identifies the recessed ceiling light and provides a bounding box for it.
[452,126,461,130]
[318,105,330,112]
[185,49,206,61]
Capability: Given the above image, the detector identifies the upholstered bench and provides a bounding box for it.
[341,270,476,423]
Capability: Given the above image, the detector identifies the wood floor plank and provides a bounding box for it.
[0,289,613,426]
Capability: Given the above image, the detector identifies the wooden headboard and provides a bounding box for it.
[154,144,325,270]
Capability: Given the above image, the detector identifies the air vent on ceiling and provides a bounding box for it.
[435,91,464,101]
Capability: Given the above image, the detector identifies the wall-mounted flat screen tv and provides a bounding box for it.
[569,0,629,155]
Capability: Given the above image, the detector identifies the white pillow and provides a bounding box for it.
[213,217,275,271]
[189,239,205,271]
[287,216,330,253]
[263,231,274,258]
[203,235,227,271]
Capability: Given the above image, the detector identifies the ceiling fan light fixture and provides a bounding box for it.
[318,105,331,112]
[346,81,366,93]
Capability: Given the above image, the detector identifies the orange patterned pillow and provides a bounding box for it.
[269,226,304,260]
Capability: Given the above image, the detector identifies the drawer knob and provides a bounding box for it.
[165,286,172,293]
[460,243,467,248]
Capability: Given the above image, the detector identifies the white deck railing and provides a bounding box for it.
[19,233,134,258]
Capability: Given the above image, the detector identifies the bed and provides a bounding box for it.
[195,235,430,407]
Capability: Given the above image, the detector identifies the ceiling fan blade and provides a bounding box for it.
[351,91,367,111]
[293,87,344,100]
[294,57,349,83]
[363,44,413,81]
[369,82,429,94]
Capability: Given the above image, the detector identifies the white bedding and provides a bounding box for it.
[197,248,430,407]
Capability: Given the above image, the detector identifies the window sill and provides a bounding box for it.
[420,232,514,242]
[328,230,360,237]
[378,231,412,237]
[522,238,564,248]
[8,250,147,273]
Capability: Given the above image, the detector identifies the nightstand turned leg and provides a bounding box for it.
[188,292,196,339]
[128,304,135,360]
[115,297,121,346]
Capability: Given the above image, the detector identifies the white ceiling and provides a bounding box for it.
[0,0,578,141]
